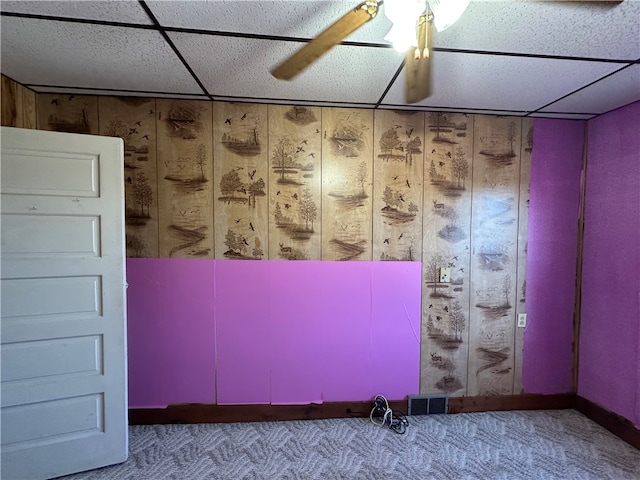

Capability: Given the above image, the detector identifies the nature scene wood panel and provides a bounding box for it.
[36,93,99,134]
[156,99,213,258]
[513,117,533,394]
[467,115,522,396]
[99,96,159,258]
[268,105,322,260]
[321,108,373,261]
[213,102,268,260]
[372,110,424,262]
[420,112,474,396]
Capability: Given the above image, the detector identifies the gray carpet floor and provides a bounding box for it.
[59,409,640,479]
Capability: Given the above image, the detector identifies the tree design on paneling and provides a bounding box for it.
[165,102,206,140]
[373,110,424,262]
[467,115,523,396]
[164,143,209,193]
[322,108,373,261]
[157,99,213,258]
[268,105,322,260]
[99,96,159,258]
[218,168,266,207]
[220,109,262,156]
[37,94,98,135]
[427,112,468,143]
[214,102,269,259]
[329,115,365,158]
[421,112,474,397]
[222,228,264,260]
[326,161,370,260]
[478,120,518,165]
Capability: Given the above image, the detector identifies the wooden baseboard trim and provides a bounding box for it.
[575,396,640,450]
[129,394,574,425]
[130,395,639,451]
[447,394,575,414]
[129,400,408,425]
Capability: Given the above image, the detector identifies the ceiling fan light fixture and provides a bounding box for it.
[427,0,470,32]
[384,0,427,51]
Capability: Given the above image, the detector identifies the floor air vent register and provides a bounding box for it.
[408,394,448,415]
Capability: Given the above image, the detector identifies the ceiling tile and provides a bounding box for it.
[380,51,622,113]
[147,0,393,44]
[0,16,203,94]
[0,0,153,25]
[436,0,640,60]
[539,64,640,115]
[168,32,403,104]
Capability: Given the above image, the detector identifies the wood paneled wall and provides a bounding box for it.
[421,112,474,396]
[213,103,268,259]
[322,108,373,261]
[7,83,533,397]
[1,76,36,129]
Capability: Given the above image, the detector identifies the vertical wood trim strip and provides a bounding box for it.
[513,118,533,394]
[572,122,589,393]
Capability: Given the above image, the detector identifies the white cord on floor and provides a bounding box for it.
[370,394,393,427]
[370,394,408,434]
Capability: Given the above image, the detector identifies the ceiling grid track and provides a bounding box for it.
[137,0,212,100]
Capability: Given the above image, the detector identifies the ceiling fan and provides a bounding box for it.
[270,0,622,105]
[270,0,471,104]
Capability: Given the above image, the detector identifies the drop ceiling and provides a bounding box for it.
[1,0,639,119]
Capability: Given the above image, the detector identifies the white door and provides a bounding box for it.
[1,126,128,480]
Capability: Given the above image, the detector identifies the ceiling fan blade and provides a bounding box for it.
[271,1,380,80]
[405,14,433,104]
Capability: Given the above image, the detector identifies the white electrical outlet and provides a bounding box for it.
[517,313,527,328]
[439,267,450,283]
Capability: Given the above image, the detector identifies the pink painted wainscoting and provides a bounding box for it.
[127,260,421,408]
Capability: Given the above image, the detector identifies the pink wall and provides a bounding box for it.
[523,119,585,394]
[578,101,640,428]
[127,260,421,408]
[127,259,216,408]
